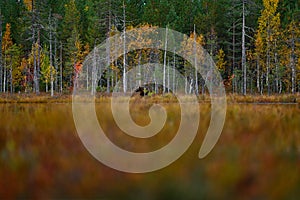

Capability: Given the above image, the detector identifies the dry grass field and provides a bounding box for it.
[0,95,299,199]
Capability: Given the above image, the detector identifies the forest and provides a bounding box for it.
[0,0,299,96]
[1,1,300,199]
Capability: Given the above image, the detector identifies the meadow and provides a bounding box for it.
[0,95,299,199]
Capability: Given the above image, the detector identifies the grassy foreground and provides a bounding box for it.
[0,99,299,199]
[0,93,299,103]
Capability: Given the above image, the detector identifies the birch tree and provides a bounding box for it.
[0,11,3,92]
[2,23,13,93]
[122,1,127,93]
[241,0,247,95]
[255,0,280,95]
[48,9,54,96]
[163,26,168,94]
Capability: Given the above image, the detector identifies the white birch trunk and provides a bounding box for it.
[122,1,126,93]
[242,0,247,95]
[163,26,168,94]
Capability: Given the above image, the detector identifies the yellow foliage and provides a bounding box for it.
[216,49,226,73]
[190,32,205,46]
[23,0,32,11]
[27,43,39,67]
[2,23,13,53]
[180,31,206,67]
[12,57,26,88]
[255,0,281,73]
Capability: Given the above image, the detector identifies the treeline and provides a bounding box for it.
[0,0,299,95]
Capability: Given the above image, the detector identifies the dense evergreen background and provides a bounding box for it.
[0,0,299,95]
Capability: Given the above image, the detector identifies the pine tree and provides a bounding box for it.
[224,0,260,94]
[62,0,81,90]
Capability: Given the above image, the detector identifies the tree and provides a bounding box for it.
[2,23,23,93]
[254,31,263,94]
[62,0,81,90]
[255,0,281,95]
[27,42,39,92]
[180,30,205,94]
[41,46,56,93]
[2,23,13,93]
[30,0,40,94]
[126,0,146,27]
[280,20,300,93]
[122,1,127,93]
[48,9,54,96]
[225,0,242,93]
[9,44,23,93]
[242,0,246,95]
[278,0,300,28]
[216,48,227,77]
[118,24,159,93]
[0,0,299,95]
[0,11,3,92]
[163,26,168,94]
[19,58,29,92]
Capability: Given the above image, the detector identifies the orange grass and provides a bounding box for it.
[0,93,299,104]
[0,101,299,199]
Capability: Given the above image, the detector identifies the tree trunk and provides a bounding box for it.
[0,12,3,93]
[54,21,58,92]
[232,22,236,94]
[189,78,193,94]
[32,0,36,93]
[32,0,40,94]
[10,59,12,93]
[106,0,112,94]
[260,73,264,95]
[122,1,126,93]
[36,29,41,94]
[91,44,96,95]
[3,54,6,92]
[185,75,188,94]
[138,53,141,86]
[33,43,38,93]
[194,25,198,95]
[274,40,279,93]
[49,10,54,96]
[168,59,171,92]
[290,31,296,94]
[266,17,271,95]
[279,79,282,94]
[256,55,260,93]
[173,48,176,93]
[154,66,157,94]
[266,34,270,95]
[242,0,247,95]
[163,26,168,94]
[60,42,63,93]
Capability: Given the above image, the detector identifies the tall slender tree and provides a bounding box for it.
[62,0,81,90]
[2,23,13,93]
[255,0,281,95]
[0,11,3,92]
